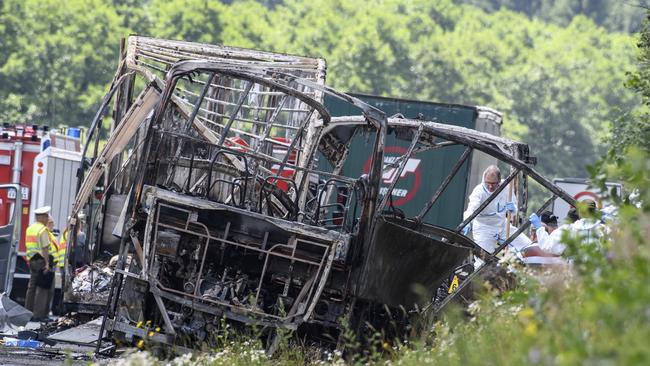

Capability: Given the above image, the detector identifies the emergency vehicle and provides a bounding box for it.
[0,124,82,304]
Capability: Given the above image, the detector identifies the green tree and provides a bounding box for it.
[606,16,650,161]
[146,0,226,44]
[406,9,636,177]
[457,0,646,33]
[0,0,124,128]
[596,12,650,210]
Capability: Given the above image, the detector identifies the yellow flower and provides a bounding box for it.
[136,339,145,349]
[136,321,143,328]
[519,307,535,320]
[524,322,538,336]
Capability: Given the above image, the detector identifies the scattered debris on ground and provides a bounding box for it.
[71,261,114,302]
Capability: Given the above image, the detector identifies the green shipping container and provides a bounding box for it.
[322,93,502,229]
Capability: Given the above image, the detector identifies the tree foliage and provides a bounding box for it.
[457,0,647,33]
[0,0,639,179]
[605,14,650,162]
[596,12,650,211]
[0,0,124,127]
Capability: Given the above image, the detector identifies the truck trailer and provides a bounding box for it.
[323,94,502,228]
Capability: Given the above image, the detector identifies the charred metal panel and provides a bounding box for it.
[125,36,326,87]
[135,186,348,333]
[355,217,469,308]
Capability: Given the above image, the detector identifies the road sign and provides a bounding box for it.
[552,178,622,222]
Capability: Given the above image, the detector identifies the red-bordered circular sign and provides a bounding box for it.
[363,146,421,206]
[573,191,602,208]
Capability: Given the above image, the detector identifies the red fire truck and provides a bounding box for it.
[0,124,81,304]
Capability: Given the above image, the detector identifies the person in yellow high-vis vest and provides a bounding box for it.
[46,219,60,266]
[57,229,67,269]
[47,216,69,316]
[24,206,55,321]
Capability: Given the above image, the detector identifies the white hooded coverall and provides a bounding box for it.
[535,224,570,255]
[535,218,606,256]
[463,181,532,254]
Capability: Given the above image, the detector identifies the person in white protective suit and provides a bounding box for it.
[529,211,569,256]
[529,201,607,257]
[565,200,607,247]
[462,165,532,254]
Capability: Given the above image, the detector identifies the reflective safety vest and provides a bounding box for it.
[25,222,47,260]
[47,229,63,268]
[56,229,68,268]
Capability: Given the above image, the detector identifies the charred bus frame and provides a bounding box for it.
[62,37,576,353]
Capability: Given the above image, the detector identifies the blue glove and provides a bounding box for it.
[529,213,542,229]
[505,201,517,213]
[462,223,472,236]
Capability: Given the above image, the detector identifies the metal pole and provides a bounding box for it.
[505,175,514,238]
[378,124,424,212]
[217,82,254,145]
[492,194,556,255]
[9,141,23,224]
[416,147,472,221]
